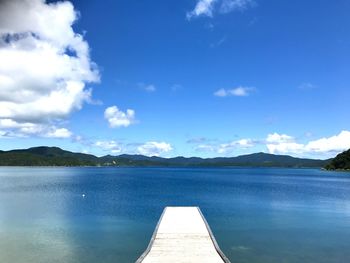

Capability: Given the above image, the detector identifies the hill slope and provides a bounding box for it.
[0,146,98,166]
[325,149,350,170]
[0,146,329,167]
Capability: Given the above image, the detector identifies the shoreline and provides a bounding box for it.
[0,165,332,169]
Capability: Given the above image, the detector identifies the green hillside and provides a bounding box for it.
[0,146,330,168]
[325,149,350,170]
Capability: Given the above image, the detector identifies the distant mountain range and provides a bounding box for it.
[0,146,331,168]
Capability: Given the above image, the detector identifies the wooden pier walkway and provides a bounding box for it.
[136,207,230,263]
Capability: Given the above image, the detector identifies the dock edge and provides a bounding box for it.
[135,206,231,263]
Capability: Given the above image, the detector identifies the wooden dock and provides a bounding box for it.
[136,207,230,263]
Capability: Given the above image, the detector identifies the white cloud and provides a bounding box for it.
[92,139,172,156]
[266,142,304,155]
[220,0,255,13]
[266,133,301,154]
[217,139,254,154]
[0,0,99,137]
[187,0,254,19]
[45,128,72,138]
[0,118,72,138]
[94,140,122,154]
[195,138,254,154]
[195,144,217,152]
[138,83,156,92]
[266,133,294,144]
[187,0,217,19]
[266,131,350,157]
[137,141,173,157]
[0,130,9,138]
[104,106,136,128]
[213,88,228,97]
[144,84,156,92]
[231,87,252,96]
[305,131,350,153]
[214,86,254,97]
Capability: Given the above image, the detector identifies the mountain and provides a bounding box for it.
[325,149,350,170]
[0,146,98,166]
[0,146,330,167]
[107,152,328,167]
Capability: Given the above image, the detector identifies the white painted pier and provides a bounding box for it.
[136,207,230,263]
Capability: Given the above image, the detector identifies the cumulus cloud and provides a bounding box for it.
[137,141,173,157]
[91,139,173,156]
[266,133,302,154]
[220,0,256,13]
[45,128,72,138]
[187,0,217,19]
[0,0,99,138]
[104,106,136,128]
[94,140,122,154]
[0,118,72,138]
[305,131,350,153]
[195,138,254,154]
[266,142,304,156]
[218,139,254,153]
[214,86,254,97]
[266,133,294,144]
[187,0,255,19]
[266,131,350,157]
[191,131,350,158]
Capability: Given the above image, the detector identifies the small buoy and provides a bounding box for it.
[82,194,86,198]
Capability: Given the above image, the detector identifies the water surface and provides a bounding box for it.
[0,167,350,263]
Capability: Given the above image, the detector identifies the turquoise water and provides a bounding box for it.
[0,167,350,263]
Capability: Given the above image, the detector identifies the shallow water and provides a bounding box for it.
[0,167,350,263]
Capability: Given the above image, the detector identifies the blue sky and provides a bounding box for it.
[0,0,350,158]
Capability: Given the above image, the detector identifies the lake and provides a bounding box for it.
[0,167,350,263]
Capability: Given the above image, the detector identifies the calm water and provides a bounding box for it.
[0,167,350,263]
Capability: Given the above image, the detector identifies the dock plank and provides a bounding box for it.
[136,207,230,263]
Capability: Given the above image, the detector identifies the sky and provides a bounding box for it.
[0,0,349,159]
